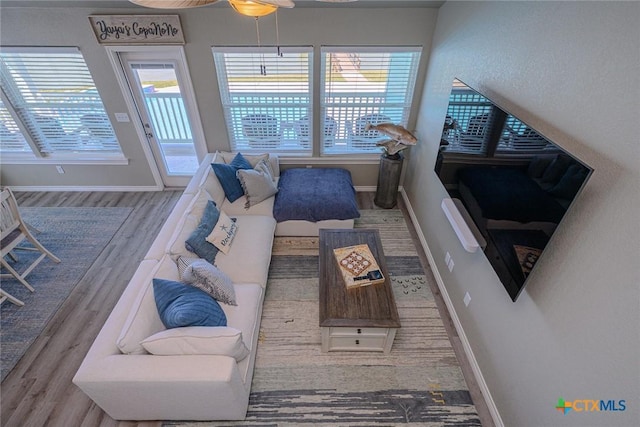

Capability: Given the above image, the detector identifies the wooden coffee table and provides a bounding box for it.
[319,229,400,353]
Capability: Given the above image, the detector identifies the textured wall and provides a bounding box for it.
[0,5,436,188]
[404,1,639,425]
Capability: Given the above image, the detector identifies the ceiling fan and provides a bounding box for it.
[128,0,358,12]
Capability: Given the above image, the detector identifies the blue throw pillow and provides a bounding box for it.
[211,153,252,203]
[185,200,220,263]
[153,278,227,329]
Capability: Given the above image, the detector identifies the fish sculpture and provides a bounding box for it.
[365,122,418,145]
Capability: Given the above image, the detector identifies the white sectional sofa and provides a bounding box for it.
[73,153,270,421]
[73,151,356,421]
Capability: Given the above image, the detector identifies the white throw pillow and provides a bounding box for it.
[141,326,249,361]
[180,258,237,306]
[206,211,238,254]
[236,160,278,209]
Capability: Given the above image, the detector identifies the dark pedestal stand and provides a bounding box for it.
[374,153,404,209]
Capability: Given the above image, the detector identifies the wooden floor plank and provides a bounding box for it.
[2,190,492,427]
[2,190,181,427]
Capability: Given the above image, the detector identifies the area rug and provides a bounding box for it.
[1,207,132,381]
[167,210,480,426]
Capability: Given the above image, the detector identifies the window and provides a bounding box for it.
[0,99,30,152]
[321,46,421,155]
[0,47,123,160]
[213,46,313,154]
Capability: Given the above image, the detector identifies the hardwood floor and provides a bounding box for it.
[2,191,182,427]
[1,191,493,427]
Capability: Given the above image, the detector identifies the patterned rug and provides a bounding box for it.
[1,207,132,381]
[168,210,480,426]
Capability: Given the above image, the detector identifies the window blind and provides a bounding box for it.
[0,47,122,157]
[212,46,313,153]
[0,99,31,152]
[321,46,421,154]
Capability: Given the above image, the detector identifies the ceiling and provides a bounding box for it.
[0,0,445,8]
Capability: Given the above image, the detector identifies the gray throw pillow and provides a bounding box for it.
[180,259,237,306]
[236,159,278,209]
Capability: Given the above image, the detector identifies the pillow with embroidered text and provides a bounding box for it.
[206,211,238,255]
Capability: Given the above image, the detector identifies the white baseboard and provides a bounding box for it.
[11,184,392,194]
[355,185,377,192]
[354,185,403,193]
[400,189,504,427]
[7,185,163,192]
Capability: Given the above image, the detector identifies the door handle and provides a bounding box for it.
[144,123,153,138]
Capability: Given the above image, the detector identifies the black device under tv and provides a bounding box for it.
[435,79,593,301]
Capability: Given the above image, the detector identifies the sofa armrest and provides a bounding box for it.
[73,354,249,421]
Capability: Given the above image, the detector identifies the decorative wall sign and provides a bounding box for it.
[88,15,185,45]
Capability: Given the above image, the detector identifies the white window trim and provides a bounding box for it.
[212,45,314,154]
[320,45,422,156]
[0,46,126,162]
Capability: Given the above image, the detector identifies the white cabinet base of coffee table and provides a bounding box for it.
[321,326,397,353]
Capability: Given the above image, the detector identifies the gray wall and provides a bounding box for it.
[404,1,639,425]
[0,5,437,188]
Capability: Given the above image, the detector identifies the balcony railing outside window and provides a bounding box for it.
[0,47,123,159]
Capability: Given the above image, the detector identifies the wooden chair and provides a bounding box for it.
[1,288,24,307]
[241,114,281,149]
[1,187,60,304]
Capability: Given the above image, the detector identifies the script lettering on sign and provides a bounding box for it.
[89,15,185,45]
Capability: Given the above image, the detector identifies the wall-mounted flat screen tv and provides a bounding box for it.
[435,79,593,301]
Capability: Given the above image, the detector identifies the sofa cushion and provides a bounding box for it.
[116,256,178,354]
[168,189,211,261]
[140,326,249,361]
[221,191,276,217]
[237,160,278,209]
[222,283,264,352]
[206,211,238,255]
[185,200,220,263]
[202,169,226,208]
[211,153,252,202]
[181,258,237,306]
[214,215,276,287]
[153,278,227,329]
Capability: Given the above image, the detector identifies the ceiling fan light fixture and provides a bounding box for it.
[129,0,220,9]
[256,0,295,8]
[229,0,278,17]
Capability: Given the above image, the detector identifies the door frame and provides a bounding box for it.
[105,45,207,188]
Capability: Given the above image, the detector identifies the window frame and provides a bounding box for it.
[0,46,126,164]
[212,45,314,155]
[320,45,422,156]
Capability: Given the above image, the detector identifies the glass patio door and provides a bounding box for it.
[119,49,205,187]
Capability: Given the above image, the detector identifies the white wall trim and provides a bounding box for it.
[400,188,504,427]
[104,45,165,189]
[8,185,163,192]
[280,156,381,165]
[354,185,404,193]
